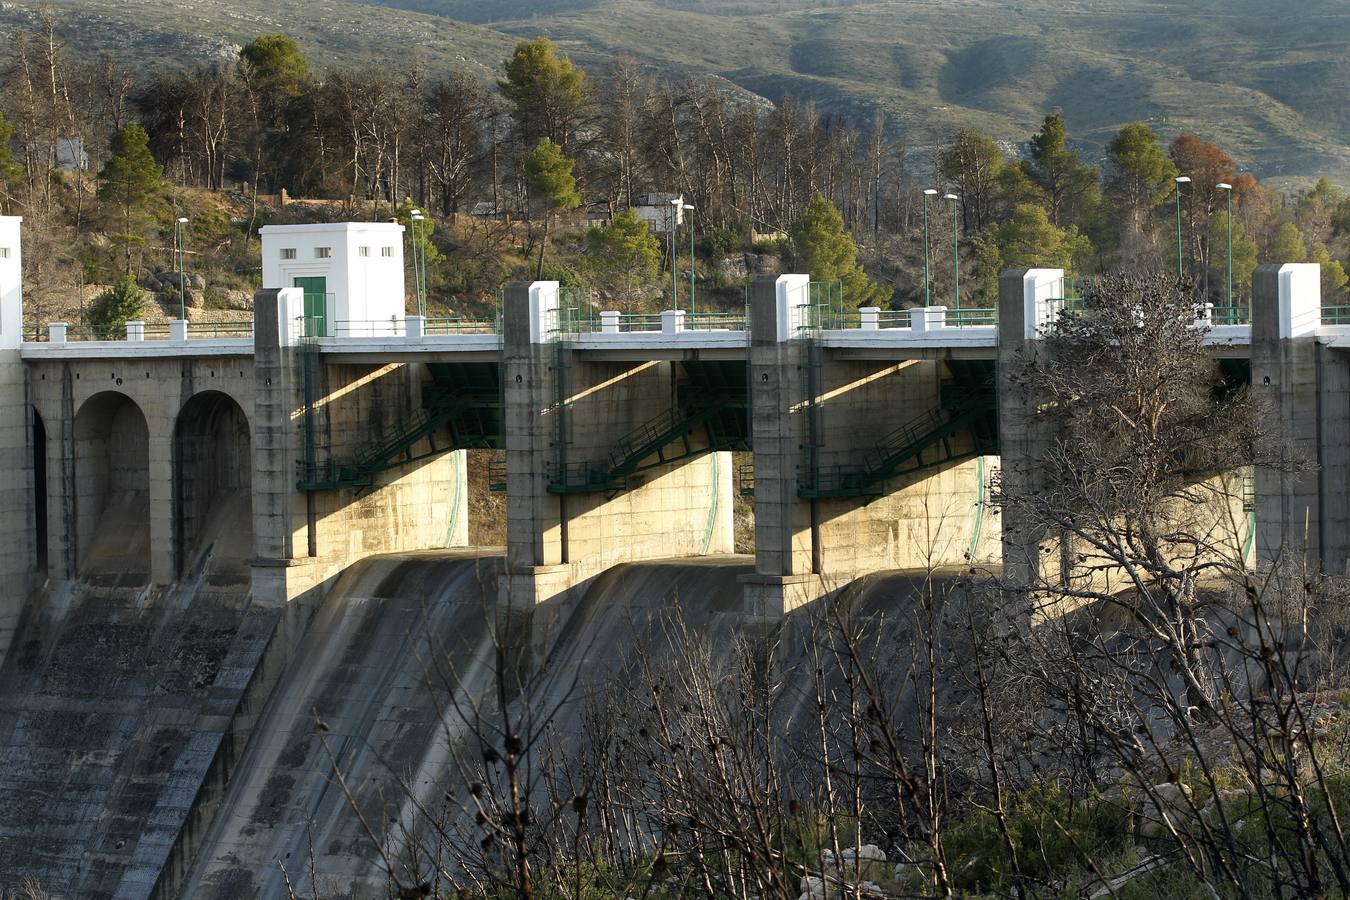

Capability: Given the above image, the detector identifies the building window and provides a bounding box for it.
[280,248,296,260]
[358,246,370,257]
[315,247,332,259]
[381,246,394,257]
[0,248,10,259]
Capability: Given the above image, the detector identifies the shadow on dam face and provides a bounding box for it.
[73,390,150,585]
[174,391,253,583]
[179,553,986,899]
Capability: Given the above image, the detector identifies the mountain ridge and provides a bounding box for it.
[4,0,1348,185]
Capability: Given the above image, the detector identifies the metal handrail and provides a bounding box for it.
[1208,305,1250,326]
[425,316,498,334]
[1323,305,1350,325]
[947,308,997,327]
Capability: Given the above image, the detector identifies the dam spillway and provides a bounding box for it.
[0,211,1337,895]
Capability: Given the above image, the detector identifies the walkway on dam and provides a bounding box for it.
[19,285,1283,364]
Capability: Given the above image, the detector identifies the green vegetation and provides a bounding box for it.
[97,124,164,274]
[8,0,1350,186]
[6,6,1350,324]
[88,275,148,337]
[524,138,580,278]
[791,194,886,307]
[499,37,589,152]
[583,208,661,306]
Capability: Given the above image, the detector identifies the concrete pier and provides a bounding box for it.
[1251,263,1349,574]
[996,268,1066,594]
[0,216,30,666]
[500,281,734,610]
[744,274,1000,617]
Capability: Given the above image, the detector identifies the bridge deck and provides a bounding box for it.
[21,317,1318,363]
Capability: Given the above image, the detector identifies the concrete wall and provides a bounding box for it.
[500,281,734,610]
[0,217,29,666]
[307,361,468,561]
[72,391,151,580]
[249,289,470,605]
[1251,263,1348,574]
[175,391,254,580]
[746,275,998,615]
[27,355,256,586]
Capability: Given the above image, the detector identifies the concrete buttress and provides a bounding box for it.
[1251,263,1349,575]
[0,215,31,665]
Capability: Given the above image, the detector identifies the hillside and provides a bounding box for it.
[3,0,1349,184]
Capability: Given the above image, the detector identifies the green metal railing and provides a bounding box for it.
[22,320,253,342]
[1209,305,1250,326]
[947,307,997,327]
[425,316,499,334]
[1324,305,1350,325]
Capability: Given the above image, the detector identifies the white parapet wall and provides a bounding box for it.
[0,215,26,665]
[0,216,23,351]
[259,222,407,335]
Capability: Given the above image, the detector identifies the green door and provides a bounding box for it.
[293,276,327,337]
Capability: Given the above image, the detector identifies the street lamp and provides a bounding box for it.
[1174,176,1191,279]
[1217,182,1233,309]
[683,203,696,315]
[944,193,961,310]
[923,189,938,306]
[670,198,683,311]
[175,217,189,321]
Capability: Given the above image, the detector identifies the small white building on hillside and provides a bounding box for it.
[259,222,406,337]
[633,193,686,235]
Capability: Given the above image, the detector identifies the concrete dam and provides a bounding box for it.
[0,215,1343,896]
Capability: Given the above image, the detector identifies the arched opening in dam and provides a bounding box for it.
[73,390,150,583]
[31,406,47,578]
[174,390,253,580]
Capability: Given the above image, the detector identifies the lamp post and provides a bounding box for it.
[410,209,426,317]
[670,198,682,311]
[1174,176,1191,279]
[923,189,938,306]
[944,193,961,310]
[683,203,696,315]
[175,217,189,321]
[1217,182,1233,309]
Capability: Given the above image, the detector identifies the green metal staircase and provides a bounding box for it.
[799,360,1000,500]
[296,361,504,492]
[547,360,750,494]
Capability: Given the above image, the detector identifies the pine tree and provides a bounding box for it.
[791,194,887,307]
[1024,112,1098,227]
[525,138,580,278]
[499,37,588,152]
[98,123,164,274]
[1271,222,1308,263]
[88,274,147,337]
[1103,123,1178,254]
[0,111,22,212]
[994,203,1092,273]
[584,208,661,309]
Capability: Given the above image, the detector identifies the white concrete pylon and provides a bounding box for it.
[0,216,23,351]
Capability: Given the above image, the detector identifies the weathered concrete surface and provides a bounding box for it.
[252,288,472,605]
[747,275,999,615]
[501,282,734,609]
[1251,263,1349,574]
[0,216,32,669]
[27,355,256,587]
[0,574,280,897]
[0,347,34,668]
[178,552,757,898]
[179,551,508,898]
